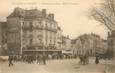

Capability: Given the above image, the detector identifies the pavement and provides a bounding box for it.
[0,58,114,73]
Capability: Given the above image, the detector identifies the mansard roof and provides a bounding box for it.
[7,7,42,18]
[7,7,57,23]
[57,27,62,30]
[0,22,7,29]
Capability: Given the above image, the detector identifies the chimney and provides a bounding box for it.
[108,32,111,37]
[48,13,54,20]
[111,30,115,37]
[42,9,46,17]
[67,35,69,39]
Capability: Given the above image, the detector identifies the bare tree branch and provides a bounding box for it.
[90,0,115,31]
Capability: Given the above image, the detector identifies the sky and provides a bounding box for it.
[0,0,109,39]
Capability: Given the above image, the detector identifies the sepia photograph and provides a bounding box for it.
[0,0,115,73]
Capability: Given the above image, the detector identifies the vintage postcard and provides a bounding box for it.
[0,0,115,73]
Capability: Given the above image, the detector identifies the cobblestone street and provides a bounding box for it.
[0,58,114,73]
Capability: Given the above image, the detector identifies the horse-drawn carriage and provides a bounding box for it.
[79,54,89,65]
[78,51,89,65]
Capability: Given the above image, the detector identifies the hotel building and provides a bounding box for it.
[6,7,62,55]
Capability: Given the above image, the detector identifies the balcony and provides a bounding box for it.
[22,26,33,30]
[57,41,62,44]
[22,25,57,32]
[26,43,43,50]
[22,25,44,30]
[44,27,57,32]
[33,26,43,30]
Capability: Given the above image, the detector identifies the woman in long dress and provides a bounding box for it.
[95,56,99,64]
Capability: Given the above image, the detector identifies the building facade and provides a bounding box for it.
[0,22,7,55]
[0,22,3,55]
[107,31,115,57]
[72,33,107,56]
[62,35,71,50]
[56,27,63,49]
[6,7,62,55]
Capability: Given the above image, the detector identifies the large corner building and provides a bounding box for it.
[6,7,62,55]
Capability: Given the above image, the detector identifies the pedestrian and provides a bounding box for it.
[95,56,99,64]
[8,55,14,67]
[42,54,46,65]
[37,55,41,64]
[79,55,83,64]
[84,51,89,65]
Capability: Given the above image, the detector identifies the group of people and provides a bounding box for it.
[79,54,89,65]
[8,53,100,67]
[22,55,47,65]
[78,54,100,65]
[8,54,47,67]
[78,50,100,65]
[8,55,14,67]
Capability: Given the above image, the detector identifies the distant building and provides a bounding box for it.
[0,22,7,55]
[97,39,107,54]
[0,22,3,55]
[71,38,83,56]
[61,35,73,55]
[107,31,115,57]
[72,33,107,56]
[56,27,63,49]
[62,35,71,50]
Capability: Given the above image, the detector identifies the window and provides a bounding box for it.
[50,23,52,29]
[50,39,51,43]
[45,23,47,28]
[30,39,33,45]
[77,51,79,54]
[21,21,24,26]
[46,39,47,45]
[28,21,32,27]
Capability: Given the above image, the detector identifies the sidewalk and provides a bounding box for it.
[104,59,115,73]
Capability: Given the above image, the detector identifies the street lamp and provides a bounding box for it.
[20,21,23,55]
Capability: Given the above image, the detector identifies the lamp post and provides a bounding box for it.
[20,21,23,55]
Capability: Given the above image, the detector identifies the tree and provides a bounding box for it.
[90,0,115,58]
[90,0,115,31]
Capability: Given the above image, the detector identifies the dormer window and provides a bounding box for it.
[46,23,48,28]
